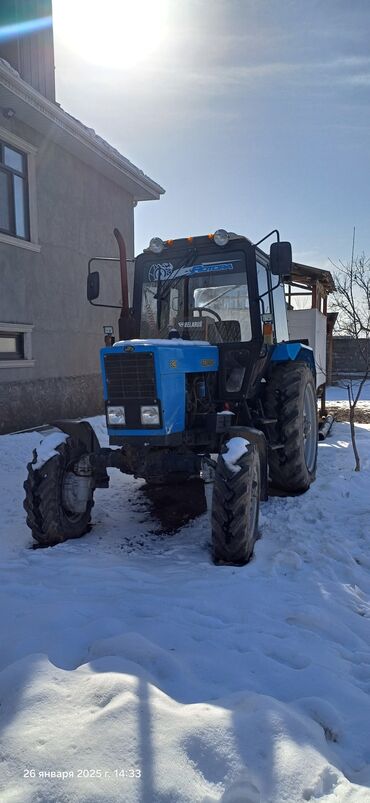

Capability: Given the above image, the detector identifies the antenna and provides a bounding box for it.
[350,226,356,269]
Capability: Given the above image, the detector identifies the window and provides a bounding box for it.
[0,323,34,368]
[140,268,251,343]
[0,140,29,240]
[0,332,24,360]
[272,283,289,342]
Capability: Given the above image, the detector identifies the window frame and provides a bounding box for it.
[0,126,39,252]
[0,139,30,241]
[257,258,273,318]
[0,323,35,369]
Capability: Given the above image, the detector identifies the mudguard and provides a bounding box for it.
[271,342,316,380]
[53,419,109,488]
[53,419,101,453]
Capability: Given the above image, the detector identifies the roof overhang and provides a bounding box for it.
[0,59,164,202]
[291,261,335,295]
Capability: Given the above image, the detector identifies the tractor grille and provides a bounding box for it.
[104,352,156,403]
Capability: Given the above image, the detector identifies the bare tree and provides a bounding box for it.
[330,229,370,471]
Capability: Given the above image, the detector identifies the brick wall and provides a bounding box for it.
[331,337,370,380]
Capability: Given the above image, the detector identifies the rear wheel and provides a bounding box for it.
[211,437,260,566]
[23,436,94,547]
[264,362,318,492]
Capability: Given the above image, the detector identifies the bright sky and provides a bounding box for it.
[52,0,370,267]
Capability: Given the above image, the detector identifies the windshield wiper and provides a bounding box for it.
[155,248,197,330]
[198,285,239,309]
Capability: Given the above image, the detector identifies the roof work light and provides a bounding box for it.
[149,237,165,254]
[214,229,230,246]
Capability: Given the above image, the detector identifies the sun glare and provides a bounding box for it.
[53,0,167,70]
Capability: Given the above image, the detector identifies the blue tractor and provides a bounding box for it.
[24,229,318,565]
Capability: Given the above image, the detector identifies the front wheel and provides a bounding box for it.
[23,436,95,547]
[211,437,260,566]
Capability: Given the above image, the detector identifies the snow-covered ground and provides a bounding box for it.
[325,383,370,423]
[326,382,370,403]
[1,418,370,802]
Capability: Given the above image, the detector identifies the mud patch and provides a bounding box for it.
[142,478,207,534]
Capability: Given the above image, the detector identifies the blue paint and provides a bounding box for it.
[100,341,219,438]
[146,260,238,282]
[190,262,234,274]
[271,342,316,376]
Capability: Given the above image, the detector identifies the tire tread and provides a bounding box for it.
[212,442,260,565]
[23,438,93,547]
[264,362,317,492]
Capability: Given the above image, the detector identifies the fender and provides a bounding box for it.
[53,419,101,453]
[271,342,316,380]
[53,419,109,488]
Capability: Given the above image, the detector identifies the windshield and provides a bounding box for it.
[139,257,251,343]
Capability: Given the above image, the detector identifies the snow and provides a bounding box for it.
[1,420,370,801]
[0,57,20,78]
[327,382,370,402]
[63,112,163,192]
[114,339,217,348]
[326,384,370,420]
[222,437,250,474]
[31,431,68,469]
[0,59,163,199]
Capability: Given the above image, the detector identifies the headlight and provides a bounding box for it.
[107,406,125,425]
[214,229,229,246]
[140,405,160,426]
[149,237,165,254]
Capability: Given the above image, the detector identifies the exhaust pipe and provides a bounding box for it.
[114,228,137,340]
[319,414,334,441]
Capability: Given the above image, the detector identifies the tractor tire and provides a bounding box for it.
[23,436,94,547]
[264,362,318,492]
[211,438,260,566]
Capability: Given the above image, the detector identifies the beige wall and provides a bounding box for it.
[0,116,135,431]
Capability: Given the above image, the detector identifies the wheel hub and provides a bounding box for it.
[62,470,93,516]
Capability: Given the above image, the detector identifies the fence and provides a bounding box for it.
[331,337,370,381]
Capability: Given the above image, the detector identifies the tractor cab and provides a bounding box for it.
[131,231,291,350]
[125,231,292,401]
[135,238,252,344]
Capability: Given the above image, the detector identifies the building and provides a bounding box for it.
[0,2,164,433]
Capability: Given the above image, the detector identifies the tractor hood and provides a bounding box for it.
[109,338,219,374]
[100,339,219,441]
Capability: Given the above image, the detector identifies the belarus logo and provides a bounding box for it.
[148,262,174,282]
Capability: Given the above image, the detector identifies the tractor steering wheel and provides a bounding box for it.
[193,307,222,323]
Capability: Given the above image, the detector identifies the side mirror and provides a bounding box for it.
[270,241,292,277]
[87,271,100,301]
